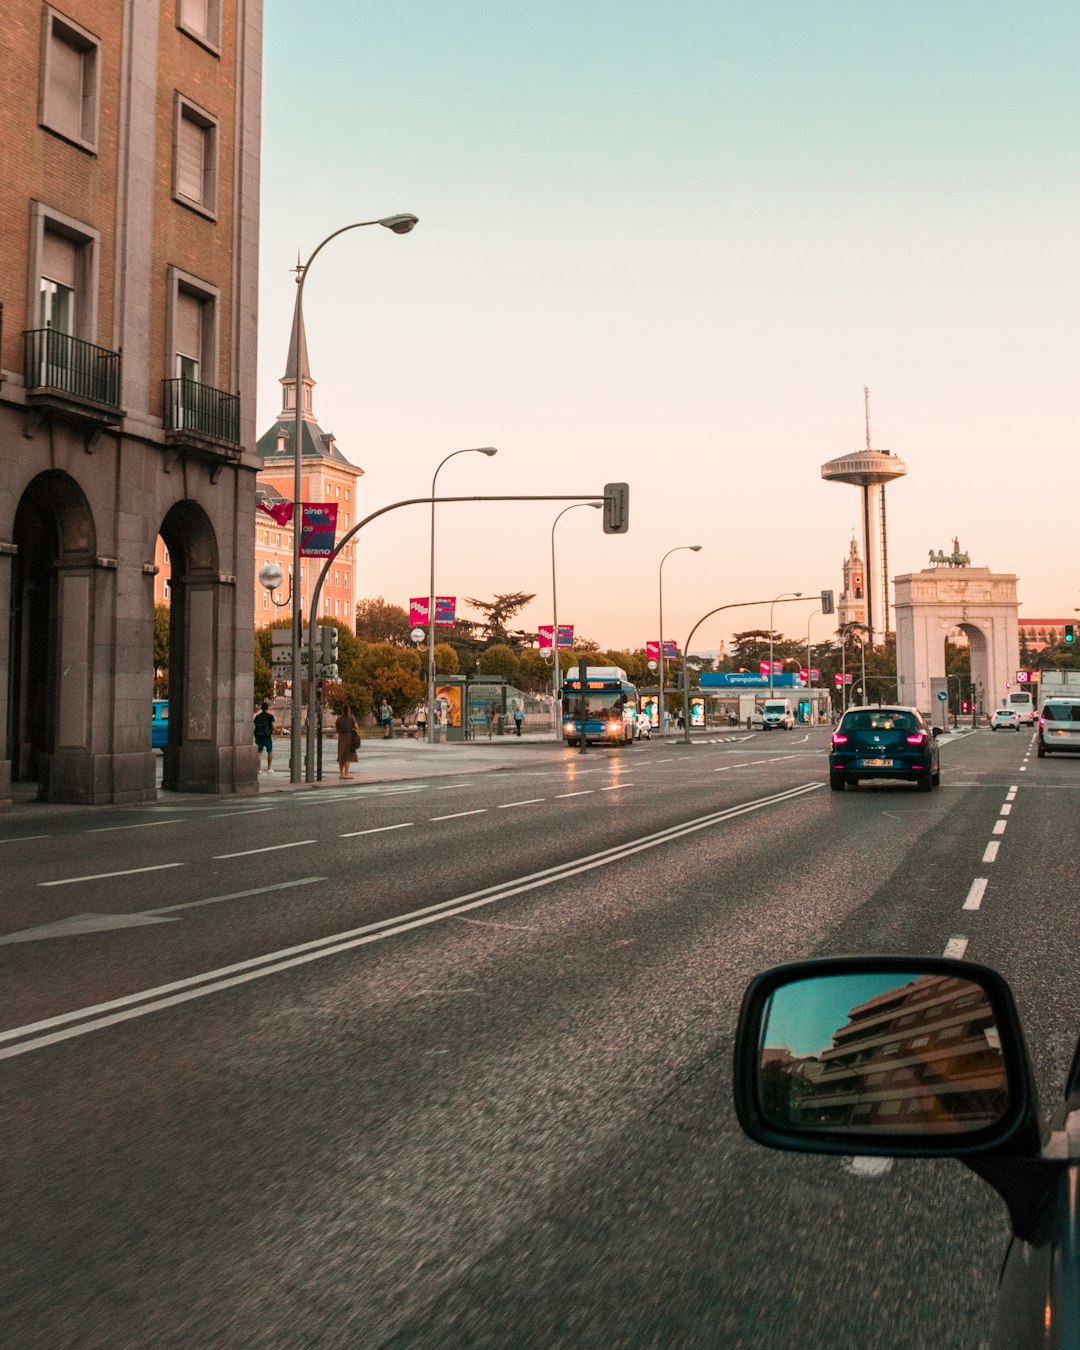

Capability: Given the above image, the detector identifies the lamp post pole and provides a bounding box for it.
[659,545,702,736]
[551,502,602,732]
[805,607,821,723]
[426,447,498,744]
[768,591,802,702]
[288,213,417,783]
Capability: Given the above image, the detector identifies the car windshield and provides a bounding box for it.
[842,711,919,733]
[1043,703,1080,722]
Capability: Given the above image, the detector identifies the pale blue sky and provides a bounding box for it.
[258,2,1078,650]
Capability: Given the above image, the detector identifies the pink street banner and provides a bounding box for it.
[648,641,678,661]
[410,597,457,627]
[298,503,339,558]
[646,641,660,661]
[257,499,294,527]
[539,624,575,649]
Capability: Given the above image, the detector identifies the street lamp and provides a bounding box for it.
[551,502,602,731]
[805,607,821,723]
[659,546,702,736]
[427,447,498,743]
[289,213,417,782]
[768,592,803,699]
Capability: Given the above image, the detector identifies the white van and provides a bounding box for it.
[761,699,794,730]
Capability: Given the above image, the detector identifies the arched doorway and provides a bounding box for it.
[8,472,96,795]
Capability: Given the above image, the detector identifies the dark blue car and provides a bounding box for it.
[829,704,941,792]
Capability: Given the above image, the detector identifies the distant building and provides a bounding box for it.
[0,0,262,806]
[838,536,867,631]
[1018,620,1072,655]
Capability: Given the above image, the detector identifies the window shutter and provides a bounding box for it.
[177,115,204,201]
[48,34,84,140]
[174,290,203,365]
[41,231,78,289]
[182,0,209,37]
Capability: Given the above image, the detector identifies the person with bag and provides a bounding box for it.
[253,701,276,773]
[335,704,360,780]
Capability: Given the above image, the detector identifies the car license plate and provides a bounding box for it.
[860,757,893,767]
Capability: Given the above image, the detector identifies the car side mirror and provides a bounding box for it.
[733,956,1039,1158]
[932,726,943,738]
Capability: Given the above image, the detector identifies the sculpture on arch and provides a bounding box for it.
[929,539,971,568]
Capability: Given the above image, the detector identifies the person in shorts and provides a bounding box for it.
[254,701,275,773]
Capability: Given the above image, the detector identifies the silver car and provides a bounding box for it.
[1037,698,1080,757]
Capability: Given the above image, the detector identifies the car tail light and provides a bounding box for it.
[906,733,927,745]
[831,732,848,745]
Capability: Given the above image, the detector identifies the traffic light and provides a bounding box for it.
[603,482,629,534]
[1066,624,1075,644]
[319,624,339,678]
[821,589,834,615]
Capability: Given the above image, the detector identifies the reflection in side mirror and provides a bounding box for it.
[757,972,1009,1136]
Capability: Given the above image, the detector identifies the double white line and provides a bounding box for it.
[1,782,821,1061]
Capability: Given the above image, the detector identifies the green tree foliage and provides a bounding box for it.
[331,640,423,719]
[434,641,459,675]
[517,649,552,691]
[153,604,171,696]
[355,596,410,646]
[464,592,536,647]
[477,643,520,681]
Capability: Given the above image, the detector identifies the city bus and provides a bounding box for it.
[1000,688,1036,725]
[561,666,638,746]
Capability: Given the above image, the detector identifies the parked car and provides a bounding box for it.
[829,704,941,791]
[761,699,795,730]
[1037,698,1080,757]
[991,708,1021,731]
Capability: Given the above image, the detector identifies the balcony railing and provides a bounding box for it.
[163,377,240,445]
[23,328,122,410]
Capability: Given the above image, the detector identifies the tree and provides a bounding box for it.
[434,642,459,675]
[478,643,519,681]
[464,592,536,647]
[517,649,552,691]
[333,640,423,719]
[153,604,170,696]
[354,597,410,646]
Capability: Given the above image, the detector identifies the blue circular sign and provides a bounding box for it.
[936,690,948,701]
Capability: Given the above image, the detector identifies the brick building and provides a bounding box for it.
[0,0,262,806]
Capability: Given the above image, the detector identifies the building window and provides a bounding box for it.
[345,488,350,501]
[177,0,221,52]
[344,513,349,527]
[167,268,219,385]
[40,8,100,152]
[344,571,350,587]
[173,95,218,217]
[262,591,269,610]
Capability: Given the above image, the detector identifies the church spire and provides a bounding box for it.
[278,272,316,421]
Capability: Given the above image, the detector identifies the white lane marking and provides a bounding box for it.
[208,808,275,819]
[0,835,50,844]
[982,841,1000,863]
[85,818,186,834]
[436,784,471,790]
[146,876,327,915]
[844,1156,893,1177]
[213,840,315,859]
[943,936,969,959]
[713,766,732,772]
[458,916,536,932]
[497,799,546,809]
[430,809,487,821]
[600,784,630,791]
[0,782,821,1060]
[39,862,184,888]
[1009,784,1018,792]
[992,819,1007,835]
[999,804,1012,816]
[340,823,415,838]
[555,791,593,799]
[963,878,989,911]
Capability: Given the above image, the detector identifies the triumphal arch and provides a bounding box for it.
[894,544,1018,718]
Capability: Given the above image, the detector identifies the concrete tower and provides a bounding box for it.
[821,391,906,645]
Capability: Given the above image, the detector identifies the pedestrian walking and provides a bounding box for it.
[253,700,275,773]
[379,699,393,738]
[416,705,428,738]
[335,704,360,780]
[513,705,524,737]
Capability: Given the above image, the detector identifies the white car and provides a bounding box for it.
[991,708,1021,731]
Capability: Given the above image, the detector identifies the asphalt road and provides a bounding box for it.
[3,725,1079,1348]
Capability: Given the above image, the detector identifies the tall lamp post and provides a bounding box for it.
[551,502,602,730]
[805,607,821,723]
[768,591,802,699]
[427,447,498,743]
[659,545,702,736]
[289,213,417,783]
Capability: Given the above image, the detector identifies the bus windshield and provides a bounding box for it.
[564,691,628,719]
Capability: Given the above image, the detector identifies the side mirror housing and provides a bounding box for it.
[932,726,943,738]
[733,956,1040,1159]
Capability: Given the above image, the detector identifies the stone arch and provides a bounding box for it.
[158,499,223,792]
[8,471,97,789]
[894,567,1018,719]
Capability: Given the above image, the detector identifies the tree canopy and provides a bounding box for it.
[355,597,410,646]
[463,592,536,647]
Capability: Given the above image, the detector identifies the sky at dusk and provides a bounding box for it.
[258,2,1079,654]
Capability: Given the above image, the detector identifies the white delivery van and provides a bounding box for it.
[761,699,794,730]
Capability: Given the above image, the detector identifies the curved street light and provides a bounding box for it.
[427,447,498,742]
[551,503,602,732]
[658,546,701,735]
[768,591,803,699]
[288,213,418,782]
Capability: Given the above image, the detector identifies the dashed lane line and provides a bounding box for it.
[39,862,184,888]
[430,809,487,822]
[213,840,316,860]
[498,799,547,809]
[992,819,1007,835]
[963,878,988,911]
[85,819,187,834]
[555,790,594,799]
[982,841,1000,863]
[944,936,969,959]
[340,822,415,838]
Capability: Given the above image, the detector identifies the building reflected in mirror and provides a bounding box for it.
[760,974,1008,1133]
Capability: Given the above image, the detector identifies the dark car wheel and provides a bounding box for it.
[931,768,941,786]
[829,772,845,791]
[917,775,932,792]
[1038,744,1047,758]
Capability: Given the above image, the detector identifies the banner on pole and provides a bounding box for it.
[298,503,339,557]
[539,624,574,650]
[410,597,430,626]
[435,596,456,626]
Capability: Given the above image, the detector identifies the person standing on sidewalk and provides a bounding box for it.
[513,705,524,737]
[336,704,360,780]
[254,701,275,773]
[379,699,393,739]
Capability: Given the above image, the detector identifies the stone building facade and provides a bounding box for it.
[0,0,262,807]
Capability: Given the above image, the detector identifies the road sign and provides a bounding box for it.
[936,690,948,702]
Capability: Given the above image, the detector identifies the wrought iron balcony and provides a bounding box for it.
[23,328,122,418]
[163,377,240,447]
